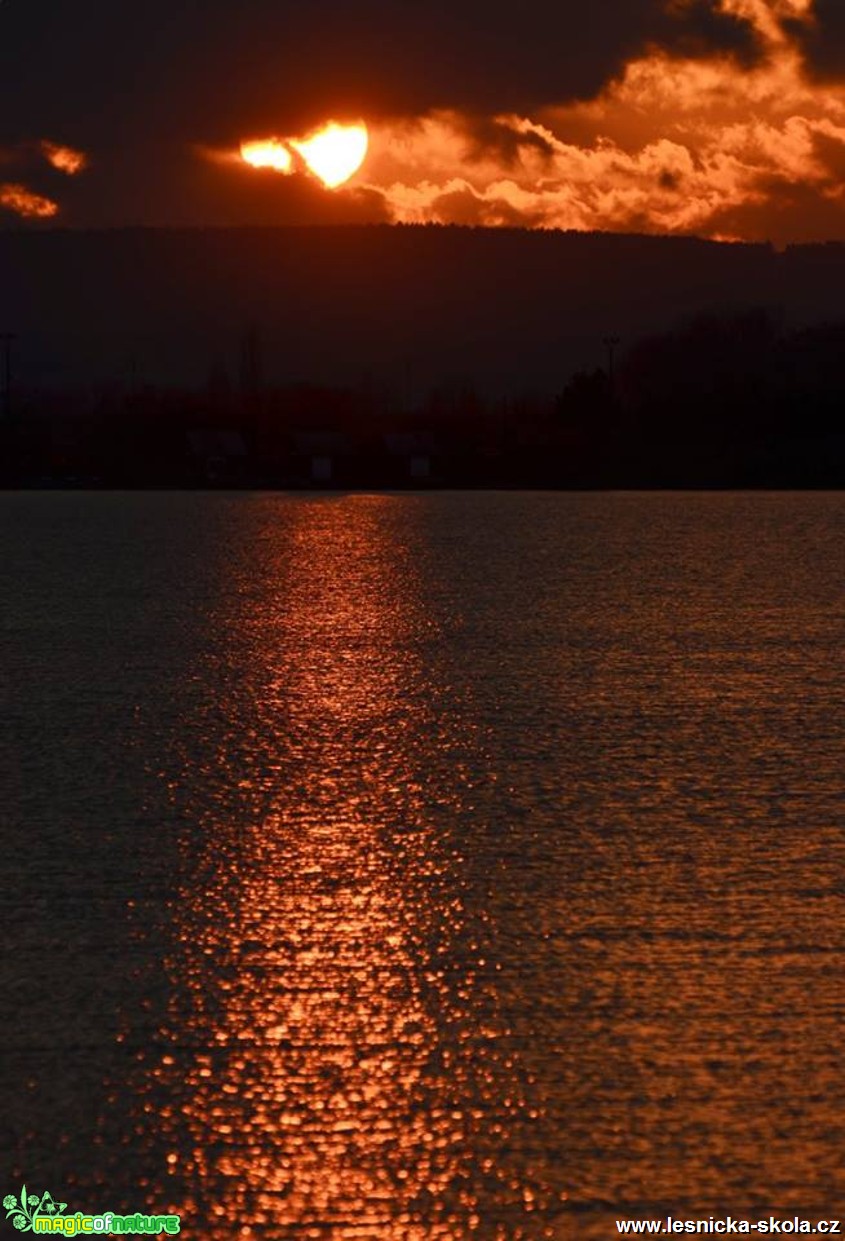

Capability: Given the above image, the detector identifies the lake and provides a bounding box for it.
[2,491,843,1238]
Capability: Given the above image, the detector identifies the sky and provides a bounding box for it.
[1,0,844,242]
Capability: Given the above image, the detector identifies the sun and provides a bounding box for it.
[291,122,369,188]
[238,121,369,188]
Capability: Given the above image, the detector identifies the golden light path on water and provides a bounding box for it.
[148,495,546,1239]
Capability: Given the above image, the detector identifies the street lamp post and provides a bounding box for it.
[1,332,15,421]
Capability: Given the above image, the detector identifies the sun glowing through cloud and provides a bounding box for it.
[240,138,294,174]
[0,182,59,218]
[290,122,369,188]
[223,1,842,241]
[238,122,369,188]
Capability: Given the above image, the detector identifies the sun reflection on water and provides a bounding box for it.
[149,496,542,1238]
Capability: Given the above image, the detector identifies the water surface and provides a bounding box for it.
[2,491,843,1238]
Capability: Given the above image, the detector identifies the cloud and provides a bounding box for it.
[0,139,89,219]
[0,0,774,153]
[356,0,845,243]
[40,141,88,175]
[54,139,389,228]
[1,0,843,238]
[0,138,89,174]
[0,183,59,218]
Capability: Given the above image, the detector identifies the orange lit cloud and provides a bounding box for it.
[0,182,59,218]
[0,140,87,219]
[40,140,88,175]
[358,0,845,243]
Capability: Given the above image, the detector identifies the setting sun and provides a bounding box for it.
[291,122,369,188]
[239,122,368,188]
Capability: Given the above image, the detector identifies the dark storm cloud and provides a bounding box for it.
[656,0,757,59]
[796,0,845,78]
[813,127,845,182]
[0,0,761,152]
[53,141,390,228]
[462,117,557,167]
[427,182,545,228]
[706,173,845,245]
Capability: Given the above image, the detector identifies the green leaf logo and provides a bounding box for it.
[4,1187,67,1233]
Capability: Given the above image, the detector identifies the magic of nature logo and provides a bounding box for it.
[4,1186,180,1235]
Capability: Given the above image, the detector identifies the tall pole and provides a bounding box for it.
[1,333,14,422]
[603,335,620,386]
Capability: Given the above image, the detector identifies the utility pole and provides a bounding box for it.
[603,335,621,387]
[1,332,14,422]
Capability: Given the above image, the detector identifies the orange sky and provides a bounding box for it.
[2,0,844,242]
[355,0,845,241]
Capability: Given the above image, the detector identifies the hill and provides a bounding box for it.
[3,225,844,396]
